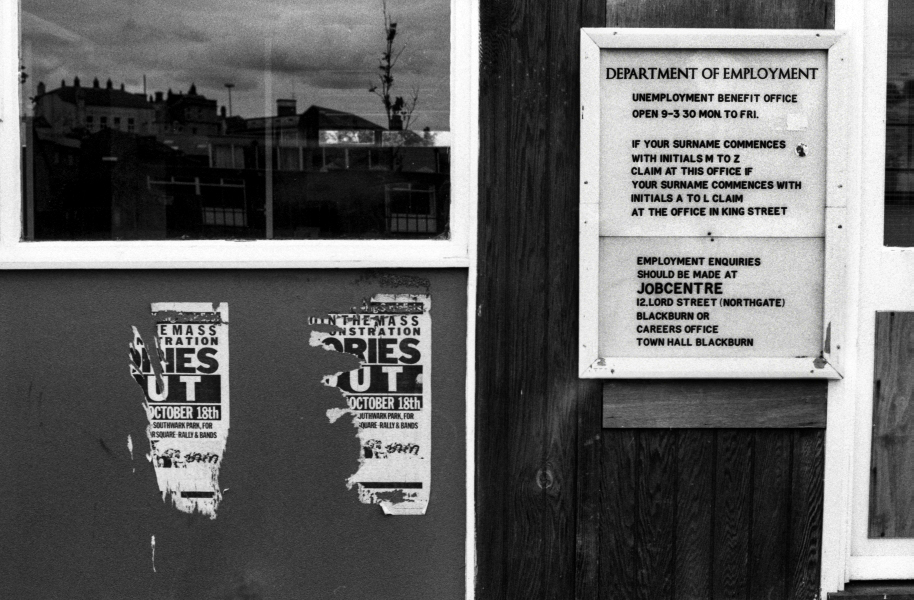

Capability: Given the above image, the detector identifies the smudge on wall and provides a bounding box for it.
[129,302,229,519]
[311,294,431,515]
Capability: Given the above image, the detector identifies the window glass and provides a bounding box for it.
[886,0,914,246]
[20,0,450,240]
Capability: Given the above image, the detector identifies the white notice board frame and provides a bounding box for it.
[579,29,848,379]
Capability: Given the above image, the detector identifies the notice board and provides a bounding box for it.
[579,30,848,378]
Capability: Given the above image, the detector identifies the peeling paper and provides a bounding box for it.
[311,294,431,515]
[129,303,229,519]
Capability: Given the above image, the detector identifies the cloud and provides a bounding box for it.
[22,0,451,130]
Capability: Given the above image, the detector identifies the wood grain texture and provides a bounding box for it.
[543,0,602,594]
[575,381,605,600]
[475,0,604,594]
[597,430,823,600]
[750,432,792,600]
[869,312,914,537]
[712,431,753,600]
[478,0,833,597]
[788,430,824,600]
[634,431,676,600]
[606,0,833,29]
[603,380,827,428]
[673,431,715,600]
[600,430,639,598]
[474,0,512,584]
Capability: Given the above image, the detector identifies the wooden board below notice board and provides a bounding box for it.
[603,379,827,428]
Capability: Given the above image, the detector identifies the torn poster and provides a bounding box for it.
[311,294,431,515]
[129,303,229,519]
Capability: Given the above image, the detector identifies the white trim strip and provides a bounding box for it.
[458,0,479,593]
[848,556,914,580]
[0,0,21,247]
[0,239,470,269]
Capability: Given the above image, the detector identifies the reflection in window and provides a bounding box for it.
[886,0,914,245]
[20,0,450,240]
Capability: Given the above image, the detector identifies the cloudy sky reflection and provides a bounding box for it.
[21,0,450,130]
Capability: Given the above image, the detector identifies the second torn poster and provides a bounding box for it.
[311,294,431,515]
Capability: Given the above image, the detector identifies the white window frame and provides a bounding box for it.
[0,0,477,269]
[823,0,914,594]
[2,4,481,600]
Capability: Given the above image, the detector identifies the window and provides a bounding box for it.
[885,0,914,246]
[386,183,439,234]
[5,0,476,266]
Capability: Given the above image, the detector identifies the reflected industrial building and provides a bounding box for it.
[24,78,450,240]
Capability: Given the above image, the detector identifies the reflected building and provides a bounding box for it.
[885,78,914,245]
[25,79,450,241]
[34,77,155,136]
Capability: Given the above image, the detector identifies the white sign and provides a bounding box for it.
[600,237,823,357]
[600,49,828,238]
[580,29,848,378]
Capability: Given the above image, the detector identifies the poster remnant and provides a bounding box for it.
[129,303,229,519]
[311,294,431,515]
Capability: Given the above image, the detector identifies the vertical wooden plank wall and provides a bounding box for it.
[596,429,825,599]
[476,0,605,594]
[476,1,833,599]
[870,312,914,537]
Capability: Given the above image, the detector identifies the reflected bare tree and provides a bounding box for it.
[368,0,419,131]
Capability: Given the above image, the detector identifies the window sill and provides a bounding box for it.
[0,238,470,269]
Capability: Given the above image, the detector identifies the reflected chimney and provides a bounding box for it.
[276,98,297,117]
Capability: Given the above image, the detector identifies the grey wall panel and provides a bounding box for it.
[0,269,466,599]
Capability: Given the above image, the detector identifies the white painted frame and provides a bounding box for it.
[0,0,476,269]
[822,0,914,594]
[2,3,480,598]
[579,29,849,379]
